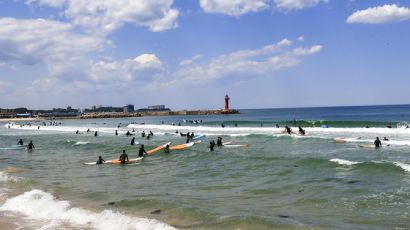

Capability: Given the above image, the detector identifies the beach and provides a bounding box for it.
[0,105,409,230]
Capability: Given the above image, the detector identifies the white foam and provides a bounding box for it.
[393,162,410,172]
[330,158,360,166]
[75,141,89,145]
[0,171,20,183]
[0,189,177,230]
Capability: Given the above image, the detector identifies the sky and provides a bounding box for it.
[1,0,410,110]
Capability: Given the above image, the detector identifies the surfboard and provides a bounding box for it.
[280,129,286,133]
[298,131,308,135]
[109,157,144,164]
[333,138,345,142]
[170,141,201,150]
[131,141,140,145]
[223,144,249,147]
[360,145,373,148]
[0,146,25,150]
[145,142,172,155]
[192,134,205,140]
[222,141,233,145]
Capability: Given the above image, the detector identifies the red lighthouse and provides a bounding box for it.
[225,94,230,111]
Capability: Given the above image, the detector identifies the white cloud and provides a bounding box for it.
[346,4,410,24]
[200,0,269,16]
[274,0,328,10]
[298,36,304,41]
[180,54,201,66]
[89,54,164,82]
[293,45,322,55]
[173,38,322,85]
[0,17,105,65]
[27,0,179,34]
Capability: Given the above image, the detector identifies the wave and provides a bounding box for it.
[330,158,360,166]
[393,162,410,172]
[0,189,177,230]
[75,141,89,145]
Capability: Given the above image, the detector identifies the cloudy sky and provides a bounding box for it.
[1,0,410,110]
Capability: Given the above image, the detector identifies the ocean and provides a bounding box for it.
[0,104,409,230]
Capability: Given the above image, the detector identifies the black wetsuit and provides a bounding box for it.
[210,141,215,151]
[285,126,292,134]
[139,147,147,157]
[217,138,222,147]
[164,145,170,153]
[96,157,105,164]
[131,138,135,145]
[17,140,23,145]
[27,142,34,150]
[141,132,146,137]
[374,139,382,147]
[119,153,128,164]
[299,127,305,135]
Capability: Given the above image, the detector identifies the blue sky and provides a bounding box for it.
[1,0,410,110]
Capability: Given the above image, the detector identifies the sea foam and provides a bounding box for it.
[0,189,177,230]
[330,158,360,166]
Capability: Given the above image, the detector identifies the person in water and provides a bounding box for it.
[96,156,105,164]
[285,125,292,134]
[27,141,35,150]
[115,130,118,136]
[383,137,389,141]
[209,140,215,151]
[217,137,223,147]
[126,131,131,136]
[164,144,170,153]
[119,150,128,164]
[94,131,98,136]
[149,131,154,136]
[139,144,147,157]
[87,128,90,133]
[131,137,136,145]
[76,130,79,134]
[147,134,151,140]
[374,137,382,147]
[276,124,280,128]
[298,126,306,135]
[186,135,191,143]
[221,123,225,128]
[17,139,24,145]
[141,131,146,138]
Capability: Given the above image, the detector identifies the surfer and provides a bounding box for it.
[147,134,151,140]
[298,126,306,135]
[386,124,392,128]
[374,137,382,148]
[27,141,35,150]
[383,137,389,141]
[94,131,98,136]
[17,139,24,145]
[87,128,90,133]
[186,135,191,143]
[217,137,223,147]
[276,124,279,128]
[131,137,136,145]
[365,125,369,128]
[139,145,147,157]
[221,123,225,128]
[126,131,131,136]
[115,130,118,136]
[164,144,170,153]
[96,156,105,164]
[141,131,146,138]
[235,123,238,127]
[209,140,215,151]
[150,131,154,136]
[190,133,194,139]
[285,125,292,134]
[119,150,128,164]
[76,130,79,134]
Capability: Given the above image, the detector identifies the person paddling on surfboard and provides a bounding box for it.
[285,126,292,134]
[164,144,170,153]
[139,145,147,157]
[374,137,382,148]
[119,150,128,164]
[96,156,105,164]
[298,126,306,135]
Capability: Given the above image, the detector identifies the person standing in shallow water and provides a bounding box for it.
[130,137,136,145]
[209,140,215,151]
[119,150,128,164]
[374,137,382,147]
[139,144,147,157]
[27,141,35,150]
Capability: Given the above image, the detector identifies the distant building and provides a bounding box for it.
[67,106,72,111]
[148,105,165,110]
[123,104,134,113]
[91,105,96,111]
[138,105,170,112]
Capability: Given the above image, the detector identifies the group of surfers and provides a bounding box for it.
[16,139,35,150]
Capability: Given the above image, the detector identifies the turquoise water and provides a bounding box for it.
[0,105,409,229]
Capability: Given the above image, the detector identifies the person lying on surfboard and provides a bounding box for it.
[298,126,306,135]
[285,126,292,134]
[164,144,170,153]
[96,156,105,164]
[374,137,382,148]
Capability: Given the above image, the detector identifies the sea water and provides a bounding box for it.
[0,105,409,229]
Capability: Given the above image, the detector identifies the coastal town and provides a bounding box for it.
[0,94,239,120]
